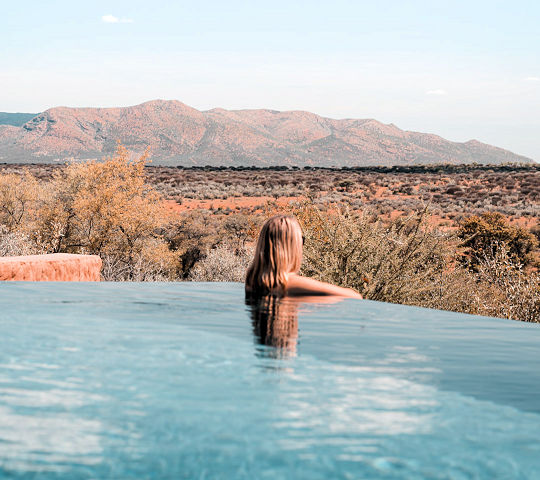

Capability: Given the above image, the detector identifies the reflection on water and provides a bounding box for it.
[246,294,439,436]
[246,294,348,358]
[247,295,299,357]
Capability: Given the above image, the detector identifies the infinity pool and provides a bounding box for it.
[1,282,539,479]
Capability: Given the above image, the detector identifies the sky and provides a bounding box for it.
[2,0,540,160]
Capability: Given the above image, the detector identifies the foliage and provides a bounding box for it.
[100,240,176,282]
[261,199,539,321]
[0,172,40,232]
[288,201,452,304]
[458,212,538,268]
[0,145,177,280]
[189,244,254,282]
[166,211,227,278]
[474,246,540,322]
[0,226,36,256]
[166,211,257,278]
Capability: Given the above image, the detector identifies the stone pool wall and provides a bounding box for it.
[0,254,102,281]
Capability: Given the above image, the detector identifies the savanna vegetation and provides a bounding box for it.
[2,162,538,223]
[0,148,538,322]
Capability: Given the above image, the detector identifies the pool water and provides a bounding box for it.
[1,282,539,479]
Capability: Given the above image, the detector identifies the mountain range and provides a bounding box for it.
[0,100,532,166]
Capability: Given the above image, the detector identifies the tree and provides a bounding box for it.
[0,172,39,232]
[33,144,177,279]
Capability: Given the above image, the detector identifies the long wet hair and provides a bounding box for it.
[245,215,303,296]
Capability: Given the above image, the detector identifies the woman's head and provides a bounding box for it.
[245,215,303,295]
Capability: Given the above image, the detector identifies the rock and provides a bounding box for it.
[0,253,102,281]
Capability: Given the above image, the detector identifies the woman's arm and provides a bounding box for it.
[286,274,362,299]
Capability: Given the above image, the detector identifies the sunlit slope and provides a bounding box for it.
[0,100,532,166]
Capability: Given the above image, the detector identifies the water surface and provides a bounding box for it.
[1,282,539,479]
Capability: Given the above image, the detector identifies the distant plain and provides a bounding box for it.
[2,163,537,231]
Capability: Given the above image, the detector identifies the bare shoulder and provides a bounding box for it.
[286,274,362,299]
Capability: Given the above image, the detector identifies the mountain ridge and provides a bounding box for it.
[0,99,533,166]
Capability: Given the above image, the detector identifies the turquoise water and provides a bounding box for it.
[1,282,540,479]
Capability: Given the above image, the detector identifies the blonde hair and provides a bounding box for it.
[245,215,303,295]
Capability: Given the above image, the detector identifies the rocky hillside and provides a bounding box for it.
[0,100,532,166]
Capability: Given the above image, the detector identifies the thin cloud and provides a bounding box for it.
[102,14,133,24]
[426,89,448,96]
[525,76,540,82]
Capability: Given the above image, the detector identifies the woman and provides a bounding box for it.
[245,215,362,298]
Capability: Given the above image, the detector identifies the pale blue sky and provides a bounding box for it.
[2,0,539,159]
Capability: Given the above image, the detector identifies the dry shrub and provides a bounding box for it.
[166,211,225,278]
[33,145,177,279]
[290,201,453,305]
[189,244,254,282]
[0,172,40,232]
[458,212,538,268]
[36,146,161,250]
[100,241,176,282]
[0,145,178,280]
[166,211,258,278]
[275,200,539,322]
[0,226,37,257]
[473,247,540,322]
[222,214,257,247]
